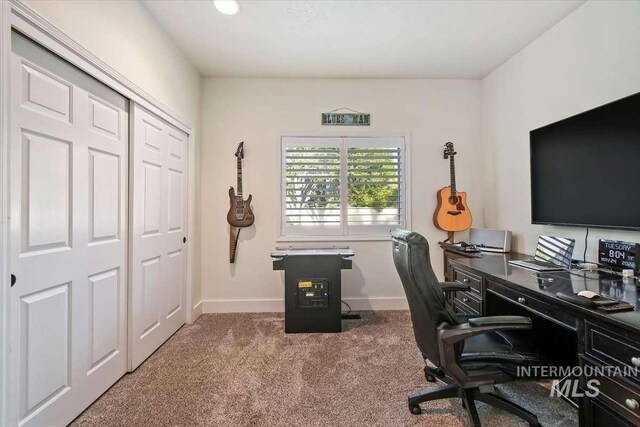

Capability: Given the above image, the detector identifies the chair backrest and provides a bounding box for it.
[391,229,459,364]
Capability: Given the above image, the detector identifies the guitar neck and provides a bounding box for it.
[236,157,243,196]
[449,155,457,195]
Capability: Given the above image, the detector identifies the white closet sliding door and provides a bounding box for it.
[130,104,187,370]
[8,32,128,426]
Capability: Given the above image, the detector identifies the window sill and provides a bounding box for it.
[277,235,392,243]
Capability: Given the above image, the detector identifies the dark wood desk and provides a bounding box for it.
[443,250,640,427]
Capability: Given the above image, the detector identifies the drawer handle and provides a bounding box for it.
[632,357,640,368]
[517,297,527,304]
[625,399,639,411]
[462,298,469,303]
[463,279,470,283]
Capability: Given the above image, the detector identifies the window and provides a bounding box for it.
[281,136,408,239]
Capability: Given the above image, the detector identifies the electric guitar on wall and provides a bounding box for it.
[433,142,472,232]
[227,141,254,263]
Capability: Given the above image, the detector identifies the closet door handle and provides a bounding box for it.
[11,274,16,287]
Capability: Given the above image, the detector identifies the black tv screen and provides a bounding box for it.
[530,92,640,230]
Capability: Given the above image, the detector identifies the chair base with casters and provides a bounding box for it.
[405,314,546,427]
[410,365,541,427]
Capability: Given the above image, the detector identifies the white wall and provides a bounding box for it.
[22,0,638,315]
[481,0,640,261]
[23,0,203,309]
[201,78,481,311]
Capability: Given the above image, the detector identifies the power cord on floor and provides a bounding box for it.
[341,300,361,319]
[341,299,351,315]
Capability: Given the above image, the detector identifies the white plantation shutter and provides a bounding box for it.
[282,138,342,236]
[346,138,404,234]
[285,147,341,224]
[281,136,407,237]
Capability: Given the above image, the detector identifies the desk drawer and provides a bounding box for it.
[455,291,482,316]
[453,268,482,295]
[586,399,635,427]
[583,359,640,425]
[454,299,479,316]
[487,281,576,329]
[585,322,640,383]
[594,376,640,425]
[454,300,475,316]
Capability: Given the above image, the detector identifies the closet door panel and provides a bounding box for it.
[130,104,187,370]
[89,148,121,243]
[9,32,128,427]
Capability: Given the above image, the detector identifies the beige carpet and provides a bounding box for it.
[71,311,577,426]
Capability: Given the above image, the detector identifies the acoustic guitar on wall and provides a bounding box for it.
[227,141,254,263]
[433,142,472,232]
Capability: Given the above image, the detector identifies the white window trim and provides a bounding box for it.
[278,133,411,242]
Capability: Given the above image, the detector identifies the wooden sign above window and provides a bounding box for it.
[322,108,370,126]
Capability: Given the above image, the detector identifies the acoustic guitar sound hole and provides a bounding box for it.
[448,195,459,205]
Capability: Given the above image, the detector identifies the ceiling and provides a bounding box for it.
[142,0,584,79]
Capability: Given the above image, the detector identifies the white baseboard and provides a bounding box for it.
[200,297,408,313]
[343,297,408,311]
[192,300,203,321]
[202,299,284,313]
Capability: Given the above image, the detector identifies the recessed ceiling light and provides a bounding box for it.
[214,0,239,16]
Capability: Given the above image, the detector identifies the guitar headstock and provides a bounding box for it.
[235,141,245,159]
[444,141,456,159]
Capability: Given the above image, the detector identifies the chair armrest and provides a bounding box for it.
[439,282,471,292]
[467,316,532,328]
[438,317,532,346]
[436,317,533,385]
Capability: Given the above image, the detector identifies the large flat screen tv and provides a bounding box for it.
[530,92,640,230]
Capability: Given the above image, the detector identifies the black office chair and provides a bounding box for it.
[391,229,544,427]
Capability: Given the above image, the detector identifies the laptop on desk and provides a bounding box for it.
[509,235,575,272]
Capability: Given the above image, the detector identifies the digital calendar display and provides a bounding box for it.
[598,239,639,271]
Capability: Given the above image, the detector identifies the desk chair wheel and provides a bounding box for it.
[409,404,422,415]
[424,366,442,382]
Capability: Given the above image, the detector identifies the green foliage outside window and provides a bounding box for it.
[348,149,399,212]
